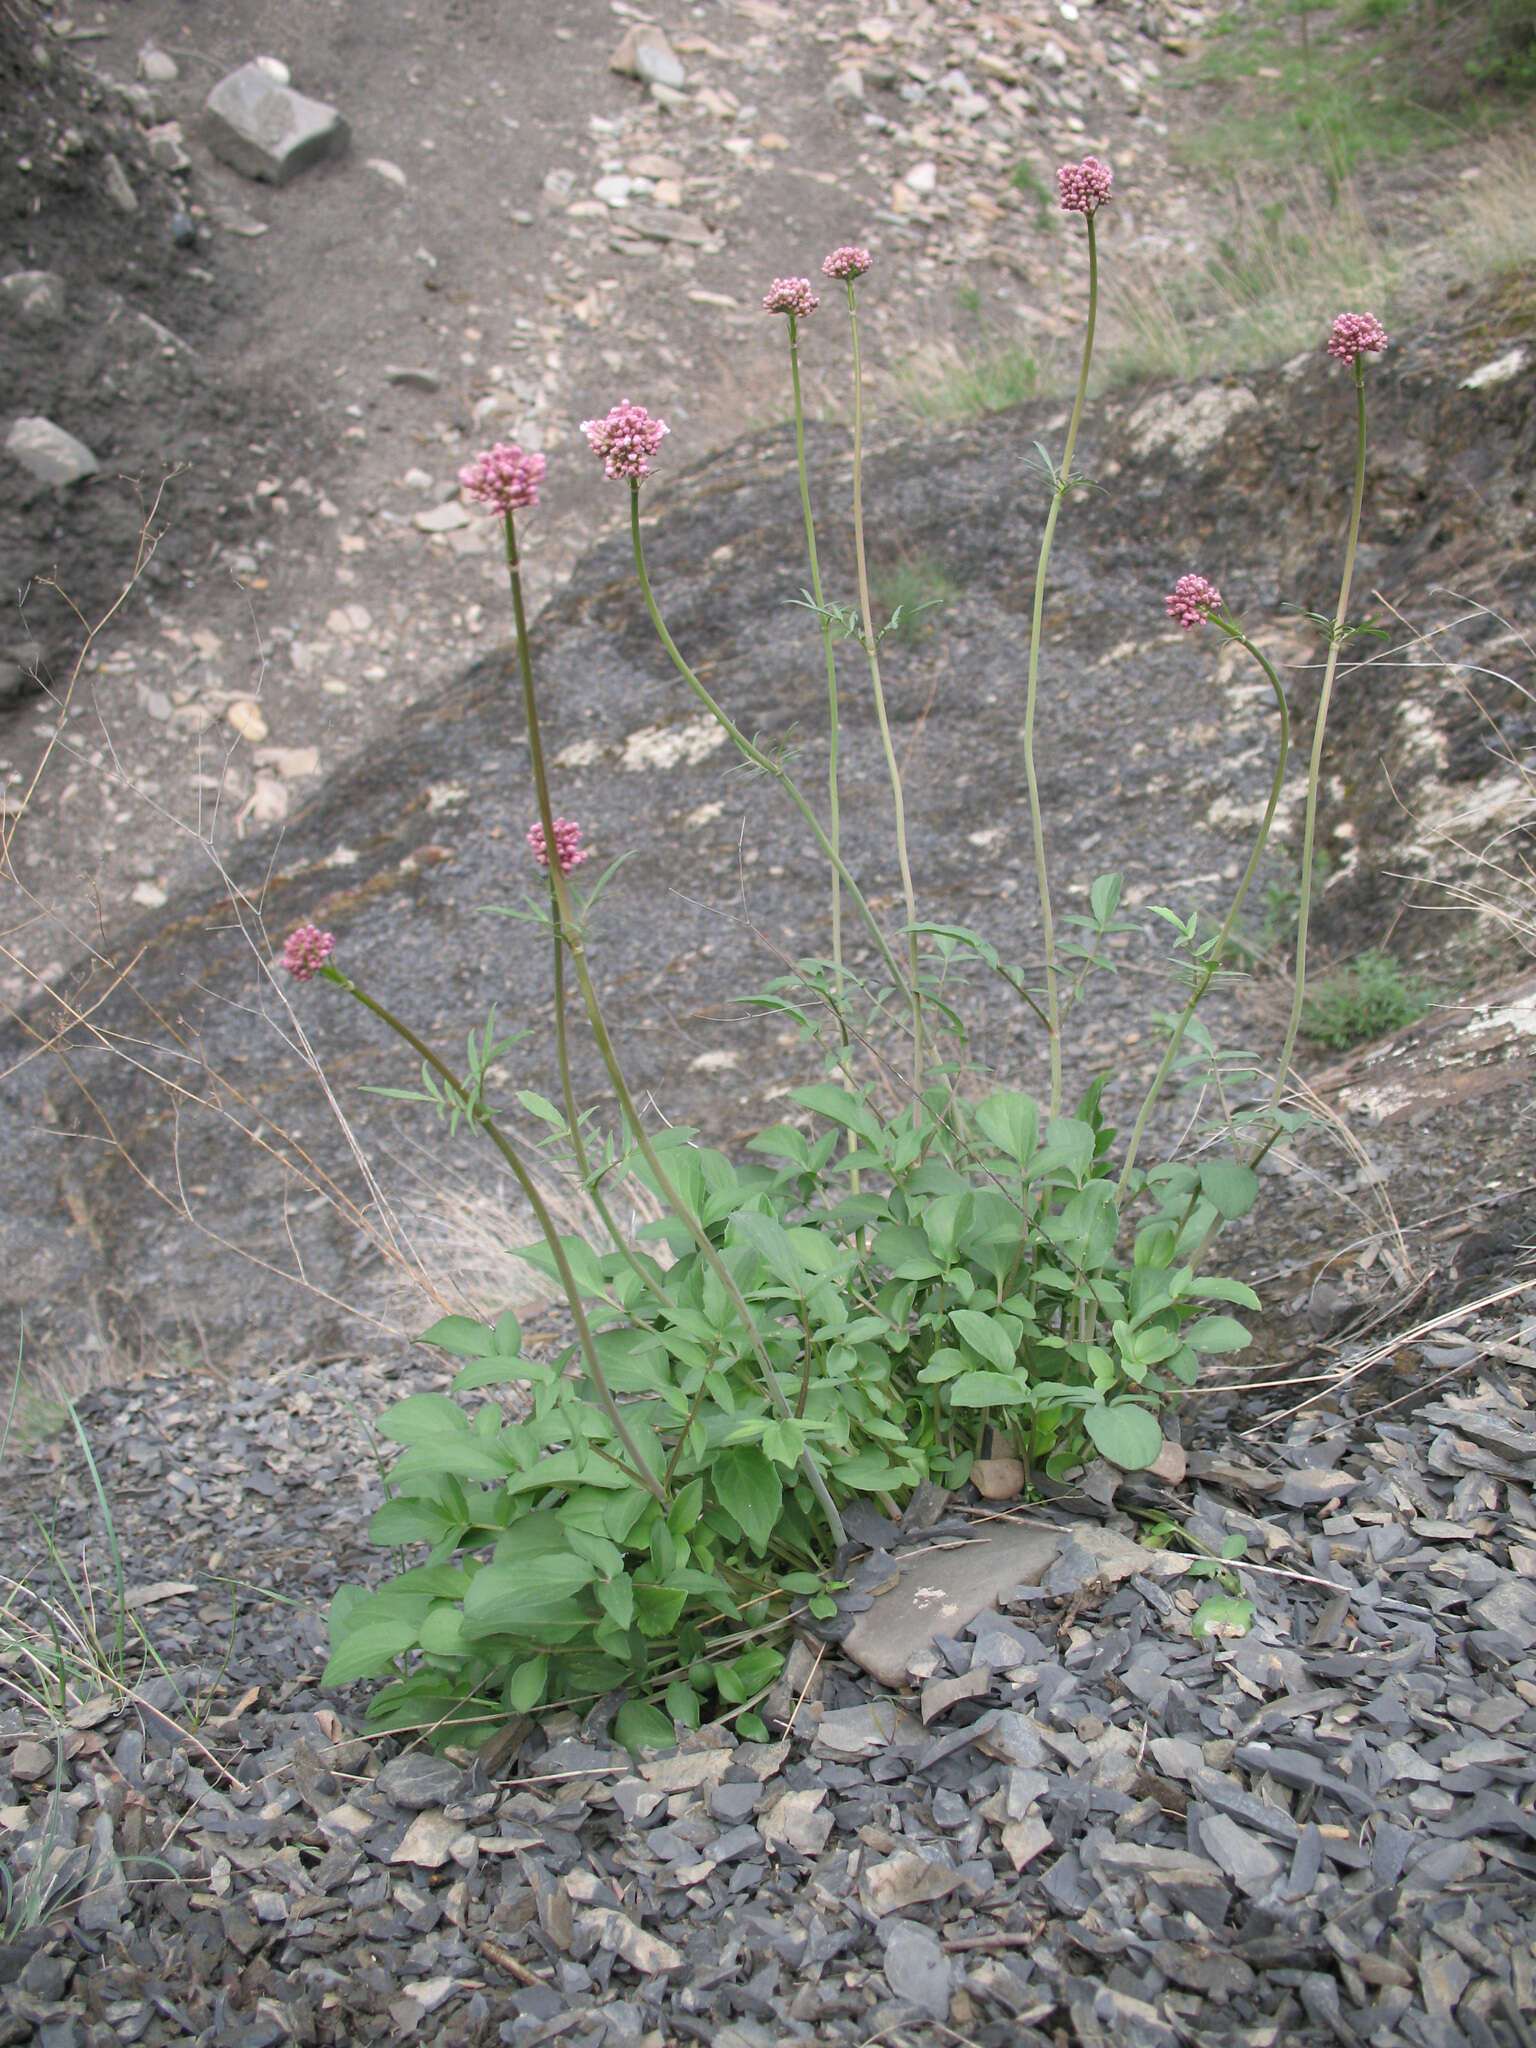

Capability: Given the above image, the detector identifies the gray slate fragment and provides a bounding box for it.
[101,153,138,213]
[5,416,98,485]
[205,63,349,184]
[0,271,65,322]
[841,1524,1061,1687]
[375,1751,462,1811]
[881,1918,954,2020]
[1233,1742,1377,1814]
[1196,1812,1285,1897]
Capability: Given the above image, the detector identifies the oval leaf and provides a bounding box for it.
[1082,1400,1164,1471]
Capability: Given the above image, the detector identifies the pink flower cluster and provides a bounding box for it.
[762,276,820,319]
[281,924,336,980]
[580,401,669,483]
[459,442,545,516]
[1165,574,1223,629]
[821,245,872,282]
[528,817,590,876]
[1326,312,1389,365]
[1057,156,1113,216]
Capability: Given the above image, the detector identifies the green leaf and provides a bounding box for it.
[633,1580,689,1636]
[459,1554,598,1638]
[946,1369,1026,1408]
[380,1393,472,1443]
[790,1082,884,1149]
[1029,1117,1095,1185]
[1185,1314,1251,1354]
[665,1681,702,1728]
[1082,1401,1164,1471]
[417,1604,468,1657]
[729,1209,811,1294]
[761,1418,806,1469]
[1198,1162,1260,1221]
[736,1711,768,1743]
[1192,1593,1255,1639]
[745,1123,809,1166]
[369,1496,458,1548]
[950,1309,1022,1373]
[391,1436,518,1484]
[974,1090,1039,1166]
[614,1700,676,1753]
[1186,1275,1262,1311]
[1089,871,1123,924]
[506,1655,548,1712]
[597,1575,635,1632]
[419,1315,505,1360]
[713,1446,782,1553]
[322,1617,422,1686]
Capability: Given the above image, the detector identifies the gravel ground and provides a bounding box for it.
[3,1296,1536,2048]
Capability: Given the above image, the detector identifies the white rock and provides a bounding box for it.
[138,45,179,84]
[366,157,408,189]
[412,501,471,533]
[1126,383,1260,465]
[593,174,634,207]
[905,159,937,195]
[1,271,66,324]
[130,881,168,909]
[621,716,726,772]
[5,416,98,485]
[225,698,269,743]
[101,154,138,213]
[254,55,291,84]
[204,63,348,185]
[1461,345,1528,390]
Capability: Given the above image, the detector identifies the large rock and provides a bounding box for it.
[204,63,349,184]
[5,416,98,485]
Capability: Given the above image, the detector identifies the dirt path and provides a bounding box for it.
[2,0,1200,993]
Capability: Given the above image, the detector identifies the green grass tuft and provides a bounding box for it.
[1300,947,1432,1048]
[868,559,962,640]
[893,342,1042,422]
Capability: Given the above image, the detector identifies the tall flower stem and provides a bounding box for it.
[501,512,592,1189]
[1116,631,1290,1199]
[1264,357,1371,1134]
[509,513,846,1549]
[842,276,923,1087]
[786,317,847,996]
[500,515,691,1339]
[320,967,668,1506]
[1023,209,1100,1119]
[628,485,909,1011]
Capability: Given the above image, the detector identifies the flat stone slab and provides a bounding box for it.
[204,63,349,185]
[842,1523,1063,1687]
[5,416,98,485]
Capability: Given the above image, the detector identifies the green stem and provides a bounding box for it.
[789,317,861,1193]
[1265,359,1371,1132]
[1022,208,1100,1119]
[322,968,668,1505]
[628,484,909,1005]
[788,318,846,994]
[844,277,923,1087]
[1116,628,1291,1199]
[504,513,671,1315]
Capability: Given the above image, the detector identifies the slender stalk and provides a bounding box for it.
[1265,358,1371,1130]
[628,485,909,1007]
[1022,208,1101,1118]
[503,514,672,1314]
[842,276,923,1084]
[1116,630,1290,1197]
[786,317,846,992]
[321,968,668,1505]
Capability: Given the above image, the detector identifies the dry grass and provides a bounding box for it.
[1098,176,1404,388]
